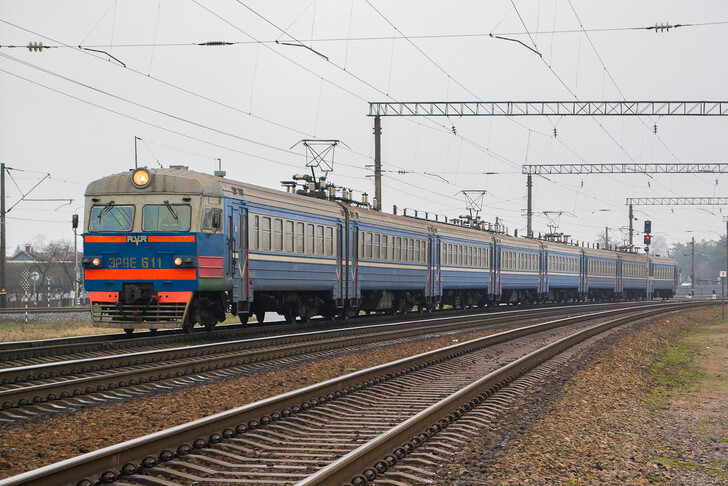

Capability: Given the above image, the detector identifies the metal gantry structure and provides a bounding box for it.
[367,101,728,241]
[369,101,728,117]
[625,197,728,205]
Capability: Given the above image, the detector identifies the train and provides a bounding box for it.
[82,166,678,333]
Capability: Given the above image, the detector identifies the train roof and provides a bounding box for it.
[85,168,674,266]
[86,167,346,219]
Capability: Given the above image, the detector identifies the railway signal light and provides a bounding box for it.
[644,220,652,234]
[644,234,652,245]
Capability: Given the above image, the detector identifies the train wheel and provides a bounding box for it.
[183,319,194,334]
[204,322,216,332]
[124,328,134,335]
[254,311,265,325]
[238,312,250,324]
[148,328,158,335]
[283,308,296,324]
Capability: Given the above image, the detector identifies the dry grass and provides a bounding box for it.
[0,319,113,342]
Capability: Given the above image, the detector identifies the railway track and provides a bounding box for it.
[0,303,659,422]
[0,300,675,364]
[0,307,89,315]
[0,301,704,486]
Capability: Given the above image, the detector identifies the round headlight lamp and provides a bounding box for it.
[173,257,183,266]
[92,258,101,267]
[132,168,151,188]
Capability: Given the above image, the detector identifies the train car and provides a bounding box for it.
[618,252,649,299]
[649,255,678,299]
[436,224,495,309]
[583,247,618,301]
[353,209,433,314]
[543,243,583,302]
[494,234,544,304]
[83,167,228,333]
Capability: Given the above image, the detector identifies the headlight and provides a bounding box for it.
[92,258,101,267]
[173,257,183,266]
[132,168,151,188]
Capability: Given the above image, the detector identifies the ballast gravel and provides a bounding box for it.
[432,306,728,485]
[0,323,507,478]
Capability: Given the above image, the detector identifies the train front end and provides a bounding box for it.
[82,168,222,332]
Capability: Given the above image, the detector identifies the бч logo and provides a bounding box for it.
[127,235,148,246]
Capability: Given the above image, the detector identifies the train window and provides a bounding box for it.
[142,204,191,232]
[250,216,259,250]
[373,234,380,260]
[284,221,294,252]
[202,208,223,232]
[315,225,324,255]
[273,219,283,252]
[295,222,305,253]
[406,239,412,262]
[365,232,373,259]
[306,223,314,254]
[393,237,400,261]
[325,227,334,256]
[260,217,271,250]
[89,205,134,232]
[381,235,388,260]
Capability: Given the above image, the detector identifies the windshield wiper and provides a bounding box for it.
[163,200,178,220]
[98,200,115,220]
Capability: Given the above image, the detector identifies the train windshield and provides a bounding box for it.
[142,203,191,232]
[89,204,134,232]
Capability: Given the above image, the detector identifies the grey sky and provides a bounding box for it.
[2,1,728,254]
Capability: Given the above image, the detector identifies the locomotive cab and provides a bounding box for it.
[83,168,228,333]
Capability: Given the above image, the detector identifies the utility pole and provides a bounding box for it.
[724,217,728,319]
[526,174,533,237]
[628,203,634,251]
[0,162,5,308]
[134,136,140,169]
[605,226,609,249]
[72,214,79,307]
[691,236,695,297]
[373,116,382,211]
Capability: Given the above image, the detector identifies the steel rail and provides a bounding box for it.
[0,302,701,486]
[300,305,685,485]
[0,303,653,409]
[0,300,674,363]
[0,307,89,315]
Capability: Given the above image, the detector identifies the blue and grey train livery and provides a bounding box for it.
[82,167,677,332]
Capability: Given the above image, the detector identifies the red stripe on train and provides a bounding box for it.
[85,269,197,280]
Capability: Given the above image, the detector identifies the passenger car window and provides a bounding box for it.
[142,204,191,232]
[89,205,134,232]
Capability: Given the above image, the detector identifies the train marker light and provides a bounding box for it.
[174,257,183,266]
[92,258,101,267]
[132,168,151,188]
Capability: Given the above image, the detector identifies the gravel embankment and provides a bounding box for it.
[0,323,512,478]
[433,307,728,485]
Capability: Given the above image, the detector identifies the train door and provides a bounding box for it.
[493,239,501,299]
[616,256,623,295]
[229,203,247,304]
[428,233,439,305]
[352,223,361,303]
[541,246,548,298]
[337,222,344,304]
